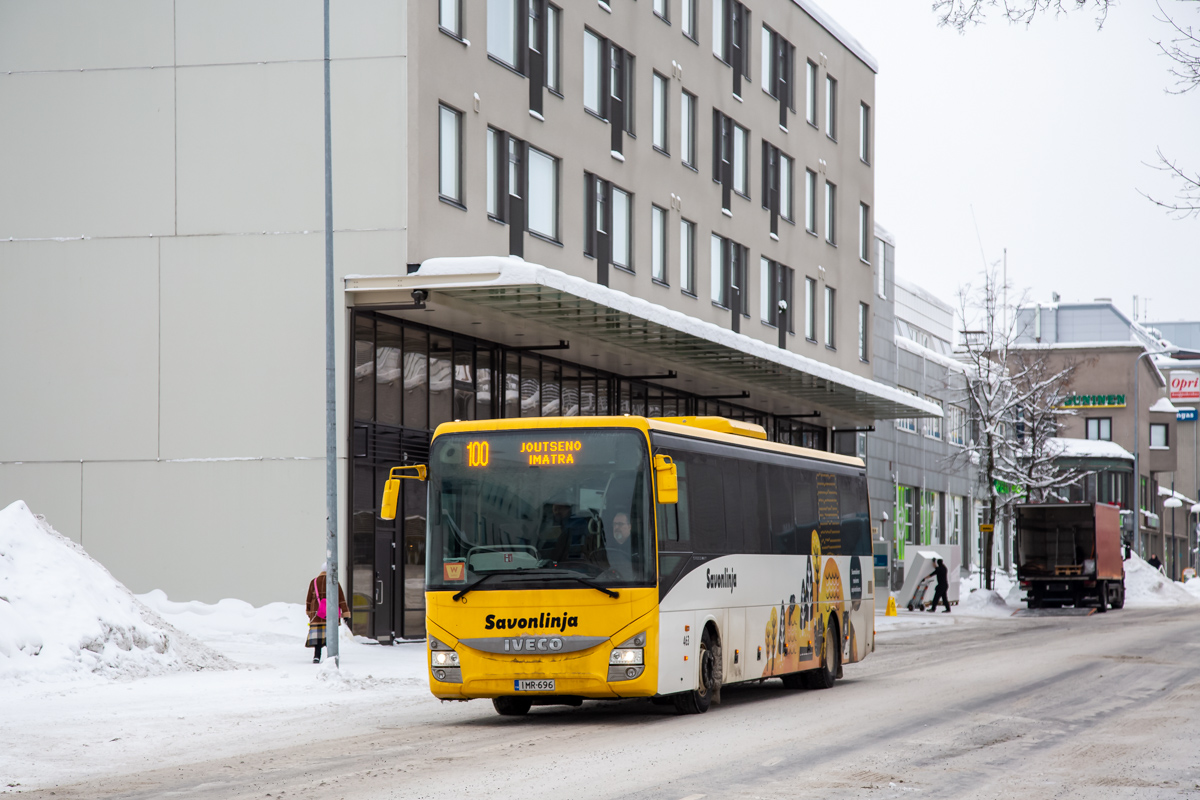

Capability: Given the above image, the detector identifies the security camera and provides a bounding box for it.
[411,289,428,304]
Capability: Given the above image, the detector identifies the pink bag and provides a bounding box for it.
[314,579,328,621]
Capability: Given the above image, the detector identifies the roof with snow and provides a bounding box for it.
[345,258,940,422]
[1048,437,1133,472]
[790,0,878,73]
[1148,397,1180,414]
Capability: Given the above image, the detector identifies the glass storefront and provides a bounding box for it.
[348,310,832,641]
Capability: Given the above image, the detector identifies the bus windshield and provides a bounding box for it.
[426,429,654,592]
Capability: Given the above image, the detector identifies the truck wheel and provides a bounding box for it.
[1095,581,1107,613]
[1111,583,1125,609]
[674,628,716,714]
[493,696,532,716]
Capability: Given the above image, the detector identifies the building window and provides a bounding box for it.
[805,169,816,233]
[1150,423,1169,448]
[527,146,559,240]
[926,397,943,439]
[760,258,794,332]
[682,0,696,40]
[948,404,966,446]
[761,143,794,233]
[876,238,887,298]
[612,186,631,269]
[805,276,816,340]
[651,204,668,283]
[546,4,561,92]
[710,234,748,313]
[806,60,818,126]
[860,102,871,164]
[652,72,669,153]
[761,26,795,104]
[584,30,603,115]
[712,0,749,75]
[654,0,669,22]
[825,75,837,139]
[439,0,462,37]
[713,111,749,207]
[1086,417,1112,441]
[487,0,520,69]
[680,218,696,294]
[825,181,837,244]
[858,302,869,361]
[896,388,919,433]
[486,128,500,217]
[680,90,696,167]
[824,286,836,347]
[859,202,870,262]
[438,104,463,205]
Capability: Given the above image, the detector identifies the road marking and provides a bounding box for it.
[678,795,707,800]
[762,756,784,767]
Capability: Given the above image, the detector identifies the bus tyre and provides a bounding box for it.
[803,617,838,691]
[1095,581,1107,613]
[781,672,804,690]
[674,628,717,714]
[493,696,532,716]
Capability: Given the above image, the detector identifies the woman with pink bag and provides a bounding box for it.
[305,562,350,663]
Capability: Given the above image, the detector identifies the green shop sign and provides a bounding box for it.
[1059,393,1126,409]
[994,479,1024,496]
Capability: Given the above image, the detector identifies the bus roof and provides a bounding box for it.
[431,416,865,469]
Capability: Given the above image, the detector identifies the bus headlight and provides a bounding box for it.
[609,648,643,666]
[432,650,460,667]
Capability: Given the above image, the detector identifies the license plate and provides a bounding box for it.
[514,679,555,692]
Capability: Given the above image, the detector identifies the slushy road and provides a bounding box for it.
[22,608,1200,800]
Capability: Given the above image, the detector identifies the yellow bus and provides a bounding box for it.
[382,415,874,715]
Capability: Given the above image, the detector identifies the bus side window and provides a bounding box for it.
[722,461,745,555]
[766,464,795,554]
[792,467,818,554]
[738,460,768,554]
[838,473,871,555]
[687,453,725,554]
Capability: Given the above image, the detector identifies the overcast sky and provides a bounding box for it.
[814,0,1199,326]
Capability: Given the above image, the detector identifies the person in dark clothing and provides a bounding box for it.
[1148,554,1163,572]
[927,558,951,613]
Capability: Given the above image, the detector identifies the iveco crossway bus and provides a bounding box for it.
[381,415,874,715]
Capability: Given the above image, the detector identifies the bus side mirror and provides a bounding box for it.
[380,465,427,520]
[654,454,678,505]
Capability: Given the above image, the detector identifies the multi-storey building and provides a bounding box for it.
[0,1,936,642]
[1014,301,1198,577]
[866,226,976,590]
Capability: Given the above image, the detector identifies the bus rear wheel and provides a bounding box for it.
[802,617,839,690]
[493,696,532,716]
[674,628,716,714]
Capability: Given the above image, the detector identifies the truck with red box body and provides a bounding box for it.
[1015,503,1126,612]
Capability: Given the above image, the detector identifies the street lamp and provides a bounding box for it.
[1132,347,1177,559]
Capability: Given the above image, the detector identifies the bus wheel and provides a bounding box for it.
[803,617,838,690]
[674,629,716,714]
[781,672,804,690]
[493,696,532,716]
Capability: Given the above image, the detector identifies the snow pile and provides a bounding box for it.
[957,589,1015,617]
[139,590,309,645]
[1123,552,1200,608]
[0,500,231,682]
[1184,577,1200,601]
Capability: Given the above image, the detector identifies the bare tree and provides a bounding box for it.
[1001,349,1088,504]
[955,269,1080,589]
[934,0,1200,217]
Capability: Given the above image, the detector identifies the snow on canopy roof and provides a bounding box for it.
[1158,485,1198,506]
[346,257,940,420]
[1048,438,1134,462]
[1148,397,1180,413]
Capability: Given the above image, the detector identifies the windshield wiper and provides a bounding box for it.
[523,571,620,598]
[451,569,530,602]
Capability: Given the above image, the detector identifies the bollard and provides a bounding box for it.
[885,594,898,616]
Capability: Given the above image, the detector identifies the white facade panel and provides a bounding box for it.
[330,0,407,59]
[175,62,324,235]
[0,70,176,239]
[175,0,321,66]
[331,57,408,232]
[0,239,160,462]
[0,464,83,544]
[0,0,173,72]
[81,458,340,606]
[159,234,325,459]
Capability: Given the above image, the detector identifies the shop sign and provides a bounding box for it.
[1059,393,1126,409]
[1169,371,1200,402]
[993,479,1024,496]
[1178,408,1198,423]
